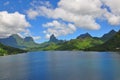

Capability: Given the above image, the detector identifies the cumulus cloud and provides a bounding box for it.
[103,0,120,25]
[105,12,120,25]
[43,20,76,38]
[26,0,52,19]
[27,0,103,29]
[26,9,39,19]
[30,0,52,8]
[27,0,120,38]
[103,0,120,15]
[33,36,41,40]
[18,30,41,41]
[19,29,41,41]
[0,11,30,38]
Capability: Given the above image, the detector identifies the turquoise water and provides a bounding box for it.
[0,51,120,80]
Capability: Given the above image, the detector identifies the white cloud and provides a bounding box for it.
[103,0,120,15]
[26,0,52,19]
[30,0,52,8]
[0,11,30,38]
[103,0,120,25]
[105,12,120,25]
[58,0,102,17]
[43,20,76,39]
[27,0,103,29]
[18,30,41,41]
[27,0,120,38]
[33,36,41,40]
[26,9,39,19]
[23,29,31,36]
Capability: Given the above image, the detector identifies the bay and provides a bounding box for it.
[0,51,120,80]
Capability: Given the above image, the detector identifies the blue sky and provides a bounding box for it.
[0,0,120,43]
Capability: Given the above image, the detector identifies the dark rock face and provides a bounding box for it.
[0,35,19,48]
[49,34,65,43]
[101,30,117,41]
[49,34,58,42]
[77,33,92,39]
[87,30,120,51]
[0,34,37,48]
[24,37,34,42]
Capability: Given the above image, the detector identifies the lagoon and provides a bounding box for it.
[0,51,120,80]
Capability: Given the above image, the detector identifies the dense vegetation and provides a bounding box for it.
[28,37,103,51]
[0,34,39,49]
[0,43,27,56]
[86,30,120,51]
[27,30,119,51]
[0,30,119,54]
[57,38,103,50]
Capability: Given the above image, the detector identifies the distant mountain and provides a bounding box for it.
[86,30,120,51]
[49,34,59,42]
[0,34,39,49]
[24,37,34,42]
[0,43,26,56]
[77,33,92,39]
[49,34,64,43]
[101,30,117,42]
[28,33,104,51]
[28,34,65,51]
[55,32,103,50]
[56,37,103,50]
[0,34,24,48]
[1,30,117,52]
[23,36,39,48]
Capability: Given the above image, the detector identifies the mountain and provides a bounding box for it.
[2,30,117,51]
[0,43,26,56]
[23,36,39,48]
[0,34,39,49]
[56,37,103,50]
[49,34,59,42]
[28,33,104,51]
[49,34,64,43]
[33,33,102,51]
[86,30,120,51]
[101,30,117,42]
[77,33,92,39]
[28,34,65,51]
[24,37,34,42]
[0,34,24,48]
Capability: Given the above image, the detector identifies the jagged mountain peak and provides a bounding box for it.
[77,32,92,39]
[109,29,116,33]
[0,34,38,48]
[10,34,23,40]
[101,29,117,41]
[24,37,34,42]
[49,34,58,42]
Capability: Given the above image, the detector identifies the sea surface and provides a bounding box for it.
[0,51,120,80]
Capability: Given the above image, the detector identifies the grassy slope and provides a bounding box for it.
[0,43,27,56]
[86,30,120,51]
[28,38,103,51]
[57,38,103,50]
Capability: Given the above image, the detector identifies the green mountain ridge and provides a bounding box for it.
[27,34,65,51]
[56,37,103,50]
[0,29,119,52]
[77,33,92,39]
[28,33,103,51]
[86,30,120,51]
[0,43,26,56]
[101,30,117,42]
[0,34,39,49]
[29,30,117,51]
